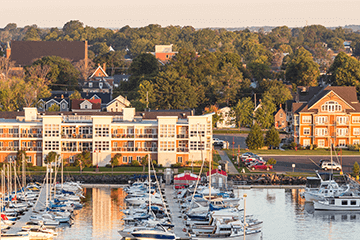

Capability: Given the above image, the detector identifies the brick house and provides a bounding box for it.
[274,105,287,131]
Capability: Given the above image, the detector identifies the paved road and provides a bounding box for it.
[260,155,360,173]
[217,150,239,174]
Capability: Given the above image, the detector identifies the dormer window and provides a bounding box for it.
[321,101,342,112]
[99,82,103,89]
[89,82,93,88]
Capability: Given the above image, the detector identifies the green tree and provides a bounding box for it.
[31,56,80,90]
[44,151,60,165]
[48,104,60,111]
[69,90,82,100]
[138,80,156,109]
[75,151,92,168]
[267,158,277,166]
[255,93,276,129]
[23,26,41,41]
[245,123,264,150]
[141,155,149,173]
[16,149,29,167]
[285,47,320,86]
[247,56,272,81]
[233,97,253,128]
[94,51,126,76]
[265,127,281,148]
[111,153,121,174]
[328,52,360,87]
[353,162,360,176]
[203,105,222,128]
[262,80,293,106]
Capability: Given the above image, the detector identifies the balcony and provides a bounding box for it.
[111,134,135,138]
[0,147,19,151]
[177,147,189,152]
[135,134,158,138]
[21,147,42,151]
[62,134,92,139]
[61,147,79,152]
[20,133,42,138]
[0,134,19,138]
[177,134,189,138]
[112,147,157,152]
[78,147,92,152]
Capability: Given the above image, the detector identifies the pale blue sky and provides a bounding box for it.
[2,0,360,29]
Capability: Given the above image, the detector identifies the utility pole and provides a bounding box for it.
[146,91,149,110]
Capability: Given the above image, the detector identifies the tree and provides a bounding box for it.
[75,151,92,168]
[203,105,222,128]
[255,93,276,129]
[69,90,82,100]
[285,47,320,86]
[141,155,149,173]
[94,51,126,76]
[245,123,264,150]
[31,56,80,90]
[16,149,29,168]
[267,158,277,166]
[44,151,60,165]
[233,97,253,128]
[74,59,95,81]
[47,104,60,111]
[138,80,156,109]
[353,162,360,176]
[111,153,121,174]
[265,127,281,148]
[328,52,360,88]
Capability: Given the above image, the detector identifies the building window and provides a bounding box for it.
[178,156,183,163]
[280,113,283,118]
[69,156,75,163]
[337,116,348,125]
[27,156,32,163]
[339,140,346,147]
[303,139,310,146]
[354,128,360,135]
[315,116,328,124]
[353,139,360,145]
[318,140,325,147]
[89,82,93,88]
[321,101,342,112]
[123,156,127,163]
[353,116,360,123]
[337,128,348,136]
[302,116,311,124]
[62,103,66,109]
[136,156,141,161]
[303,128,310,135]
[315,128,328,136]
[128,156,133,163]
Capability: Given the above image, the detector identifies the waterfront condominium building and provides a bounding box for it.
[0,108,213,167]
[292,86,360,148]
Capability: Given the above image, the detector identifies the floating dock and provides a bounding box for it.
[6,184,48,234]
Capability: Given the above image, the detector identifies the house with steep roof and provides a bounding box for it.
[215,107,236,128]
[292,86,360,148]
[106,95,131,112]
[71,99,101,112]
[83,64,114,94]
[274,104,287,131]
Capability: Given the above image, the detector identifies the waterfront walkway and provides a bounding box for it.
[164,185,189,239]
[218,150,239,174]
[7,184,48,234]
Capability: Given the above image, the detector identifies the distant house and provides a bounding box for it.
[83,64,114,94]
[37,91,72,112]
[106,95,131,112]
[149,45,178,64]
[80,92,112,109]
[71,99,101,112]
[206,168,227,189]
[113,73,131,88]
[6,41,88,69]
[274,104,287,130]
[215,107,236,128]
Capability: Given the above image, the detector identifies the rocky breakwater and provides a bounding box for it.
[229,174,307,185]
[27,174,133,184]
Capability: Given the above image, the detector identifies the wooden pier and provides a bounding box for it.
[6,184,48,234]
[164,185,190,240]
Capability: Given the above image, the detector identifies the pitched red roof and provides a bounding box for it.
[206,169,227,176]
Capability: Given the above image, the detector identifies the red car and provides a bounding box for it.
[250,162,273,171]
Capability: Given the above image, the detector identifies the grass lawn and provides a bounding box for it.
[223,148,360,156]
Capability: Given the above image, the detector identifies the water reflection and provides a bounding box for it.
[57,188,127,240]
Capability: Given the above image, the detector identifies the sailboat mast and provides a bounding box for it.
[209,151,212,199]
[46,164,48,208]
[22,152,26,189]
[148,153,151,214]
[61,156,64,189]
[13,162,17,203]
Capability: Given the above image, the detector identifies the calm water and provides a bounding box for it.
[56,187,360,240]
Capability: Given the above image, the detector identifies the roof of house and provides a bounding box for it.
[89,65,108,78]
[206,169,227,177]
[293,86,360,114]
[71,99,101,110]
[80,92,112,104]
[106,95,130,107]
[10,41,86,67]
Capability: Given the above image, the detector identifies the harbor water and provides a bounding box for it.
[55,187,360,240]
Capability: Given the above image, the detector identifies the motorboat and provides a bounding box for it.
[0,234,30,240]
[314,195,360,211]
[129,224,176,240]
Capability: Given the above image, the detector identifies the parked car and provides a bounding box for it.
[248,159,266,168]
[319,159,330,166]
[244,156,264,166]
[250,162,273,171]
[241,152,256,158]
[321,161,342,171]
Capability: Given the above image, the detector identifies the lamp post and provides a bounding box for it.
[243,193,247,240]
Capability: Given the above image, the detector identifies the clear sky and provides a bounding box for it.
[3,0,360,29]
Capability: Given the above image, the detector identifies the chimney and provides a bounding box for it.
[103,63,106,72]
[6,42,11,59]
[280,103,282,109]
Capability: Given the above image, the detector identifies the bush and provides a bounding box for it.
[105,164,112,168]
[267,158,277,165]
[290,142,297,150]
[353,162,359,176]
[131,160,140,167]
[348,144,360,151]
[171,162,183,168]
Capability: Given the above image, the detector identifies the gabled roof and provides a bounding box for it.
[81,92,111,104]
[71,99,101,110]
[106,95,130,107]
[206,169,227,177]
[10,41,86,67]
[89,65,108,78]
